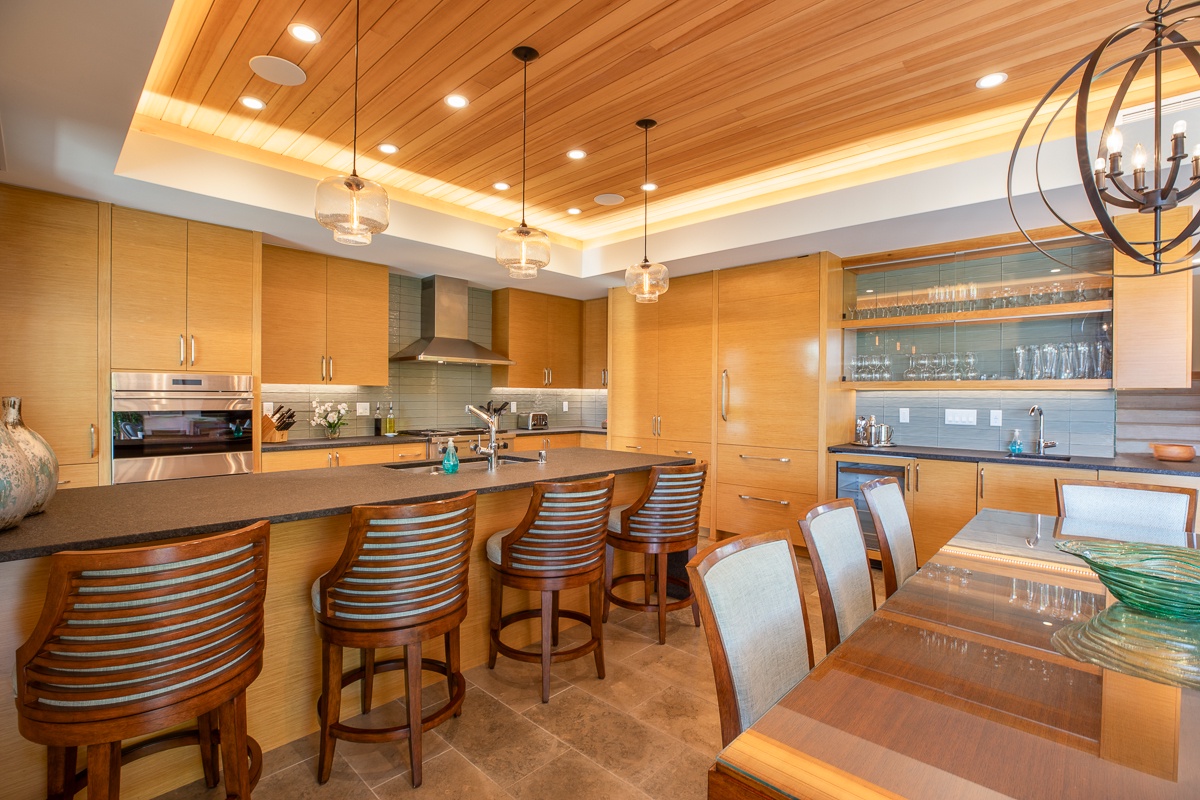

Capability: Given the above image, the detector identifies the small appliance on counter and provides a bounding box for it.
[855,415,894,447]
[517,412,548,430]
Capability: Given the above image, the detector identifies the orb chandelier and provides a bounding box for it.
[1008,0,1200,276]
[314,0,389,246]
[496,46,551,279]
[625,119,669,303]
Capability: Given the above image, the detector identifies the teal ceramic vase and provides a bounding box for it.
[0,412,36,530]
[3,396,58,515]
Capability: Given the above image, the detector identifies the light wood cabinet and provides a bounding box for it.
[608,292,658,440]
[491,289,582,387]
[977,463,1097,515]
[582,297,608,388]
[111,208,254,373]
[0,185,100,468]
[393,442,428,461]
[910,458,978,564]
[512,433,581,452]
[716,444,816,542]
[56,463,100,489]
[580,433,608,448]
[261,443,398,472]
[261,246,389,386]
[1097,470,1200,492]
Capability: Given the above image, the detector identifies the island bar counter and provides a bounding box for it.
[0,448,689,800]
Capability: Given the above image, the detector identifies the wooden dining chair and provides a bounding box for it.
[687,529,815,747]
[862,477,919,598]
[1056,478,1198,537]
[312,493,476,789]
[14,520,271,800]
[798,499,877,652]
[487,474,615,703]
[604,461,708,644]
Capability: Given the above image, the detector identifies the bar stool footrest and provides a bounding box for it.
[319,657,467,745]
[493,608,599,664]
[606,573,695,614]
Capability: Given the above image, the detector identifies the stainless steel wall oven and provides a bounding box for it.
[112,372,253,484]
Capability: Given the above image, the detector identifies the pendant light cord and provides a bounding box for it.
[643,125,649,262]
[351,0,360,178]
[520,56,528,227]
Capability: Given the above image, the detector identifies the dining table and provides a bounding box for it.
[710,508,1200,799]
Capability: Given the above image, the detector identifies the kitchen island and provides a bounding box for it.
[0,448,688,800]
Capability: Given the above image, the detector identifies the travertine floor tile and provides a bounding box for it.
[630,685,723,757]
[463,655,571,713]
[621,643,719,705]
[372,748,511,799]
[507,749,651,800]
[551,654,670,712]
[436,687,568,787]
[636,738,714,800]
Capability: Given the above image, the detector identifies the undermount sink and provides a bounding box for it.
[385,455,535,474]
[1005,452,1071,462]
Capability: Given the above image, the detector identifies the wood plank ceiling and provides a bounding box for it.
[135,0,1161,244]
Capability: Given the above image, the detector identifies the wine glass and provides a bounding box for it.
[964,351,979,380]
[947,352,962,380]
[917,354,933,381]
[903,354,918,381]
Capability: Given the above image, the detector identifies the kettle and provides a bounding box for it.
[868,421,894,447]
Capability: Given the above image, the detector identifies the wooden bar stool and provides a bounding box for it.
[312,493,475,789]
[604,462,708,644]
[14,520,271,800]
[487,475,615,703]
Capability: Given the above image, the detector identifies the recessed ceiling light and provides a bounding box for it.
[249,55,306,86]
[567,149,587,160]
[445,94,469,109]
[493,182,510,191]
[567,207,581,215]
[288,23,321,43]
[641,182,657,191]
[976,72,1008,89]
[594,193,624,205]
[240,96,266,110]
[378,143,399,155]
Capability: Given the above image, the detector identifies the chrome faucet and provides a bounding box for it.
[1028,405,1057,456]
[466,404,507,471]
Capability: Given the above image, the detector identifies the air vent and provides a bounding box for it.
[1116,91,1200,125]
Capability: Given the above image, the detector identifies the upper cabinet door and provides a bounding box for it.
[657,273,713,443]
[326,256,389,386]
[262,246,328,384]
[185,221,254,374]
[582,297,608,389]
[111,208,188,370]
[493,289,548,388]
[608,288,658,440]
[546,295,581,387]
[717,256,821,450]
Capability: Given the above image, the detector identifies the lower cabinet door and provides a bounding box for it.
[56,463,99,490]
[580,433,608,449]
[977,463,1098,516]
[610,436,656,454]
[513,433,581,452]
[261,448,333,472]
[392,442,427,461]
[910,459,978,565]
[333,445,397,466]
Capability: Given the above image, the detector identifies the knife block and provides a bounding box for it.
[262,414,288,443]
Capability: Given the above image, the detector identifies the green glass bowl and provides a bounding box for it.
[1055,540,1200,620]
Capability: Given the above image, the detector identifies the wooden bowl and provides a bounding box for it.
[1150,443,1196,462]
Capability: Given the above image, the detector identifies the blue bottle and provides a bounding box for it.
[442,437,459,474]
[1008,429,1023,456]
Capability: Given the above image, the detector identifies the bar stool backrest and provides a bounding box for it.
[620,462,707,539]
[15,520,270,725]
[861,477,918,597]
[798,499,877,652]
[317,493,476,630]
[497,475,615,575]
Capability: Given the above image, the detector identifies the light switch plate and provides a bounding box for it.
[509,402,516,413]
[990,410,1003,426]
[262,401,274,416]
[898,408,910,423]
[356,402,370,416]
[562,401,569,411]
[945,408,977,426]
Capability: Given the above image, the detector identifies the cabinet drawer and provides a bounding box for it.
[393,442,427,461]
[56,463,99,490]
[333,445,396,467]
[261,448,332,472]
[580,433,608,449]
[1097,470,1200,492]
[660,439,713,529]
[715,482,815,544]
[513,433,580,452]
[610,436,656,454]
[717,444,817,495]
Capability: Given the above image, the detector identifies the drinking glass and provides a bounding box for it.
[1075,341,1093,380]
[948,351,962,380]
[1057,342,1074,380]
[903,355,918,381]
[1030,345,1043,380]
[917,354,933,381]
[1030,284,1046,306]
[1040,342,1058,379]
[867,354,882,381]
[964,351,979,380]
[934,352,950,380]
[1094,339,1111,378]
[1014,345,1029,380]
[881,355,893,381]
[1049,282,1064,305]
[1073,280,1087,303]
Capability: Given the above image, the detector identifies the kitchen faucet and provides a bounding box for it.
[1028,405,1057,456]
[466,404,508,471]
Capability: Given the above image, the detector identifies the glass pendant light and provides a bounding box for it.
[625,119,668,303]
[496,46,550,278]
[315,0,389,246]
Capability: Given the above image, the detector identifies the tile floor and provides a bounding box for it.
[157,553,884,800]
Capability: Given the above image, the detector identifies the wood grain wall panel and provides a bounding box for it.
[607,288,657,440]
[110,207,188,371]
[657,273,713,443]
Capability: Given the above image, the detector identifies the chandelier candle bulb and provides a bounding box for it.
[1173,120,1188,159]
[1192,145,1200,179]
[1094,158,1107,189]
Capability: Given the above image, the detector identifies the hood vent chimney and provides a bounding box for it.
[389,276,514,365]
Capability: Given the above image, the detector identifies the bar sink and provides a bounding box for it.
[1005,452,1071,462]
[385,455,536,474]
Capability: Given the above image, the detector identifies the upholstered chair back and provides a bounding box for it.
[862,477,918,597]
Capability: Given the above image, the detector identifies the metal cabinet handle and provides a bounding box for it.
[179,334,185,366]
[738,454,791,463]
[327,452,332,468]
[721,370,729,421]
[915,462,920,492]
[602,368,608,387]
[674,450,693,455]
[335,452,340,467]
[329,357,334,381]
[190,334,196,366]
[322,356,327,381]
[979,467,985,498]
[625,445,642,450]
[548,367,552,385]
[57,480,72,486]
[90,423,97,458]
[905,463,911,487]
[739,494,789,506]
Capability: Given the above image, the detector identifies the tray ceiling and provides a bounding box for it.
[135,0,1163,244]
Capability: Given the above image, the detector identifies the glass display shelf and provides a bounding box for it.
[840,299,1113,330]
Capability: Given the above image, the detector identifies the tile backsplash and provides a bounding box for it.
[855,390,1116,457]
[263,275,607,439]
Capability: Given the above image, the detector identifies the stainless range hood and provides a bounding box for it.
[390,275,515,365]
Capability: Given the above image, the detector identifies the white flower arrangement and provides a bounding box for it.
[310,400,350,436]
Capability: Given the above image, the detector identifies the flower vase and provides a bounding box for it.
[0,415,37,531]
[3,397,59,515]
[325,428,341,440]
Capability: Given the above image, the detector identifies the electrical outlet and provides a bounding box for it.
[562,400,569,411]
[990,410,1003,427]
[898,408,910,423]
[263,401,274,416]
[944,409,977,426]
[509,402,516,413]
[356,402,369,416]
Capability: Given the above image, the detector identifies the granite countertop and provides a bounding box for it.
[829,442,1200,477]
[263,427,607,452]
[0,448,682,563]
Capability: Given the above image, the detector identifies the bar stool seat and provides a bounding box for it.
[604,462,708,644]
[487,475,615,703]
[13,520,271,800]
[312,493,475,789]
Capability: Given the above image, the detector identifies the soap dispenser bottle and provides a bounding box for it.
[1009,429,1023,456]
[442,437,459,474]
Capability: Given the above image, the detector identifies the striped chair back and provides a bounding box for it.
[618,462,707,541]
[496,475,615,575]
[15,520,270,723]
[316,493,476,631]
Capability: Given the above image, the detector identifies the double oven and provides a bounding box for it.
[112,372,253,484]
